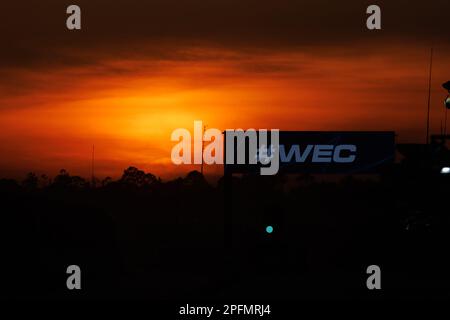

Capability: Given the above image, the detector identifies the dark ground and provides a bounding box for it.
[0,164,449,301]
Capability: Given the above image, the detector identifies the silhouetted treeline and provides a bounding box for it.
[0,164,449,300]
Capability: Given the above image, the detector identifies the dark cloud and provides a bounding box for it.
[0,0,448,70]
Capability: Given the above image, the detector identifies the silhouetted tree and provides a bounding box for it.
[40,174,51,188]
[51,169,88,189]
[101,176,113,187]
[22,172,38,190]
[119,166,159,188]
[184,170,207,187]
[0,178,19,193]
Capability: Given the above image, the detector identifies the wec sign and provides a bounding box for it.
[225,131,395,174]
[279,144,357,163]
[171,121,395,175]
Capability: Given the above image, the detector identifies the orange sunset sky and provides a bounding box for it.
[0,1,449,179]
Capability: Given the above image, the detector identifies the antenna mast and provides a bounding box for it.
[426,48,433,145]
[91,144,95,187]
[200,125,206,175]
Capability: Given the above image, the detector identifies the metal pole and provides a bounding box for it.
[201,125,206,175]
[426,48,433,144]
[91,144,95,187]
[223,131,232,250]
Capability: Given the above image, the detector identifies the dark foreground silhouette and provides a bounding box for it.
[0,160,449,300]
